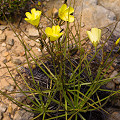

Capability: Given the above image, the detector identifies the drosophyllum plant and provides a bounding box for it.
[1,1,120,120]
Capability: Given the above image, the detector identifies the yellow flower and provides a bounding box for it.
[25,8,42,27]
[58,4,74,22]
[45,25,63,42]
[87,28,101,47]
[115,37,120,45]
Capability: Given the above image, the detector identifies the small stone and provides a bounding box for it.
[43,1,47,5]
[1,43,6,47]
[7,105,12,114]
[20,51,25,56]
[0,25,7,30]
[0,30,2,34]
[106,81,115,89]
[6,38,14,46]
[110,112,120,120]
[4,85,14,92]
[2,115,10,120]
[0,34,6,43]
[2,52,9,57]
[13,111,22,120]
[12,59,22,65]
[0,104,7,113]
[6,55,11,62]
[28,28,39,38]
[22,111,34,120]
[110,71,118,78]
[0,112,3,119]
[13,109,34,120]
[110,71,120,84]
[29,41,36,47]
[113,76,120,84]
[2,59,7,64]
[6,45,12,50]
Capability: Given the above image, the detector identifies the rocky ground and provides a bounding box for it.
[0,0,120,120]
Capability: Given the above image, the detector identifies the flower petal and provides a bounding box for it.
[31,8,36,14]
[68,15,74,22]
[115,37,120,45]
[87,31,94,43]
[25,12,32,19]
[52,25,61,34]
[59,4,67,14]
[25,8,41,27]
[65,6,74,14]
[45,27,52,37]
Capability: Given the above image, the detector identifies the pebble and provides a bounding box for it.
[13,109,34,120]
[0,104,7,113]
[0,34,6,43]
[113,77,120,85]
[1,43,6,47]
[4,85,14,92]
[2,52,9,57]
[28,28,39,38]
[113,21,120,36]
[0,25,7,31]
[6,38,14,46]
[12,59,22,65]
[106,81,115,89]
[110,71,120,84]
[99,0,120,20]
[6,45,12,50]
[109,111,120,120]
[0,112,2,119]
[0,30,2,34]
[2,115,11,120]
[2,59,7,64]
[110,71,118,78]
[29,41,36,47]
[6,55,11,62]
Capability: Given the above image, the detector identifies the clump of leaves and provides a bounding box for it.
[0,0,39,22]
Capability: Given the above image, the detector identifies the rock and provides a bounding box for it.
[15,93,26,102]
[0,104,7,113]
[6,38,14,46]
[28,28,39,38]
[81,5,116,29]
[2,115,11,120]
[113,21,120,37]
[109,111,120,120]
[0,30,2,34]
[113,77,120,85]
[29,41,36,47]
[13,110,34,120]
[106,81,115,89]
[0,25,7,31]
[12,59,22,65]
[0,112,3,119]
[98,0,120,20]
[6,45,12,50]
[46,7,58,18]
[22,112,34,120]
[0,34,6,43]
[13,111,22,120]
[1,43,6,47]
[2,59,7,64]
[6,55,11,62]
[0,20,7,25]
[110,71,120,84]
[2,52,9,57]
[4,85,14,92]
[83,0,98,7]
